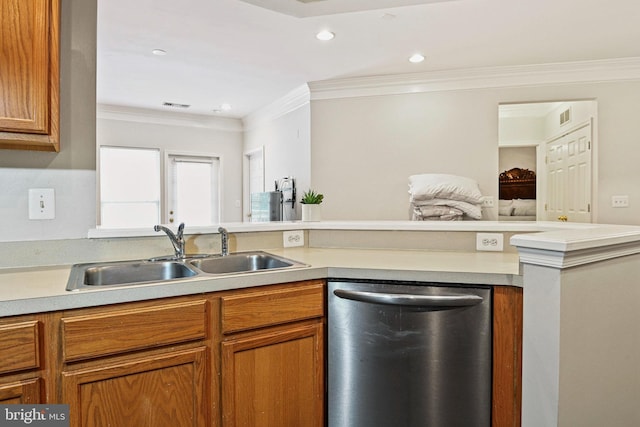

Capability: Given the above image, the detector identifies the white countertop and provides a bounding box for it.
[0,247,521,317]
[6,220,640,317]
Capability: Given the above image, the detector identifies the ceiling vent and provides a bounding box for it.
[163,102,190,109]
[559,108,571,126]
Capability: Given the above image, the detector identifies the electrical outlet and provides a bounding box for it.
[283,230,304,248]
[476,233,504,251]
[611,195,629,208]
[481,196,494,208]
[28,188,55,220]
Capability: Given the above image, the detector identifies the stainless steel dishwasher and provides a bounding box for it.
[328,280,492,427]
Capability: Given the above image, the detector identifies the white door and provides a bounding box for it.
[243,148,264,222]
[544,123,592,222]
[166,154,220,225]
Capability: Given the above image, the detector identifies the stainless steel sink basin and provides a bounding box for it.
[188,251,306,275]
[67,260,198,291]
[66,251,307,291]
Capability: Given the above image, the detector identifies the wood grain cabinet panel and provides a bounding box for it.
[221,280,324,334]
[62,347,208,427]
[0,0,60,151]
[0,379,42,404]
[221,324,324,427]
[220,281,326,426]
[493,286,523,427]
[0,321,41,374]
[62,300,208,362]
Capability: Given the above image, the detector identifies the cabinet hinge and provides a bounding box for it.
[588,203,591,213]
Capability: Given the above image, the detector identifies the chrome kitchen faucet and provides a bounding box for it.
[154,222,186,259]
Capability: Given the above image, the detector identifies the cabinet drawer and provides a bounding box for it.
[0,321,41,374]
[62,300,208,362]
[221,281,324,334]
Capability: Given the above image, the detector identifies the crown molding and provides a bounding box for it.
[308,57,640,100]
[242,84,310,131]
[97,104,244,132]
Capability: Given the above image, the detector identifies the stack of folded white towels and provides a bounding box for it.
[408,174,483,221]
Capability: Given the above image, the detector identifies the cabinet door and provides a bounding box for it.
[62,347,208,427]
[0,378,42,404]
[0,0,60,151]
[0,320,41,375]
[221,323,324,427]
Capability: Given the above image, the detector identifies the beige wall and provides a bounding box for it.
[499,147,537,175]
[310,81,640,225]
[243,102,311,220]
[312,90,499,220]
[97,110,244,222]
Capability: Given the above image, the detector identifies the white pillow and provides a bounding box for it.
[499,206,515,216]
[414,198,483,219]
[499,199,514,216]
[512,199,536,216]
[408,174,483,204]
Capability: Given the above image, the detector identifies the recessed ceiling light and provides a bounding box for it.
[409,53,425,63]
[316,30,335,41]
[152,49,167,56]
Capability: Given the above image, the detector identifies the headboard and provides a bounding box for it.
[499,167,536,200]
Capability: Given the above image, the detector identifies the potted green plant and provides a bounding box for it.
[300,189,323,221]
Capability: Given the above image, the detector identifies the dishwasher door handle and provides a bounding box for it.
[333,289,484,308]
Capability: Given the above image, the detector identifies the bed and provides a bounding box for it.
[498,168,537,221]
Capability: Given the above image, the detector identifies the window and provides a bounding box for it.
[99,147,221,227]
[166,154,220,225]
[99,146,161,227]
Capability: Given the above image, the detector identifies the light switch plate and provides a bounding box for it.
[283,230,304,247]
[29,188,55,220]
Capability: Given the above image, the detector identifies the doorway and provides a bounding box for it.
[498,100,597,223]
[243,147,265,222]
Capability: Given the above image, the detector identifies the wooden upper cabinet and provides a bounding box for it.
[0,0,60,152]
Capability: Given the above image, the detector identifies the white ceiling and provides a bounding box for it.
[97,0,640,118]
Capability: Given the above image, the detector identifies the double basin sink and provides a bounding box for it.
[66,251,307,291]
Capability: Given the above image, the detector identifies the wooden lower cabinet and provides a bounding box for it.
[220,280,325,427]
[61,347,208,427]
[0,279,522,427]
[0,317,45,404]
[221,323,324,427]
[58,297,212,427]
[0,378,42,404]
